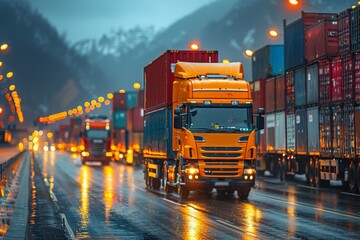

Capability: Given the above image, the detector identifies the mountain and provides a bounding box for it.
[0,0,113,127]
[76,0,355,90]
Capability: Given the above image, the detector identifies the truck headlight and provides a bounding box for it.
[185,167,199,175]
[244,168,255,175]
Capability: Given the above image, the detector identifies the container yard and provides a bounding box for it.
[252,8,360,193]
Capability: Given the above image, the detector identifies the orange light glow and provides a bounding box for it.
[289,0,299,5]
[119,89,126,93]
[0,107,3,114]
[104,100,110,105]
[133,82,141,89]
[190,42,200,50]
[0,44,8,51]
[269,29,279,38]
[6,72,14,79]
[107,93,113,99]
[244,49,254,57]
[0,75,3,81]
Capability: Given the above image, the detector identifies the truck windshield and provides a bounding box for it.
[85,130,109,139]
[188,105,253,133]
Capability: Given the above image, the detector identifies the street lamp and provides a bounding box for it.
[189,41,200,51]
[243,49,254,58]
[268,29,280,39]
[0,44,8,51]
[133,82,141,90]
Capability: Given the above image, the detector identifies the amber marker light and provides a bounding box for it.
[222,59,230,64]
[119,89,126,93]
[6,72,14,79]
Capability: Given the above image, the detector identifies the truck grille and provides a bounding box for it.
[199,146,244,177]
[90,143,105,157]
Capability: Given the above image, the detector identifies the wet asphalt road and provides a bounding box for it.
[32,150,360,240]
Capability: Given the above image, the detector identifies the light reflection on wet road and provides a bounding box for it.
[34,151,360,239]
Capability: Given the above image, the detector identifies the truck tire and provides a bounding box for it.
[308,158,315,187]
[179,186,189,200]
[348,161,358,193]
[315,159,330,188]
[237,187,250,200]
[152,178,161,190]
[163,164,172,194]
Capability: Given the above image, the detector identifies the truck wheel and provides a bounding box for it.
[315,159,330,188]
[308,158,315,187]
[237,187,250,200]
[163,164,172,194]
[179,186,189,200]
[279,158,286,182]
[348,161,358,193]
[152,178,161,190]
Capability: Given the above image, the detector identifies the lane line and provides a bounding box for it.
[340,191,360,197]
[162,198,183,206]
[255,193,360,220]
[60,213,77,240]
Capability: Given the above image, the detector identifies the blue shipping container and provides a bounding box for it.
[252,45,284,81]
[126,91,138,109]
[113,110,126,129]
[285,19,304,70]
[295,68,306,107]
[143,108,174,158]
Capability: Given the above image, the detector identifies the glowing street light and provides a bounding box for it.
[288,0,299,5]
[133,82,141,89]
[0,44,8,51]
[119,89,126,94]
[6,72,14,79]
[268,29,279,39]
[244,49,254,58]
[189,41,200,50]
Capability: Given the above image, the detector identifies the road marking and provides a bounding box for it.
[162,198,183,206]
[255,193,360,220]
[60,213,77,240]
[297,184,318,190]
[340,191,360,197]
[215,219,243,232]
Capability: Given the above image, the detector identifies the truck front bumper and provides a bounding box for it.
[184,177,255,191]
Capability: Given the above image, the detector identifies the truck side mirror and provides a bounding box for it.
[255,108,264,130]
[174,115,182,129]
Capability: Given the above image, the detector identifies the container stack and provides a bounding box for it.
[252,6,360,191]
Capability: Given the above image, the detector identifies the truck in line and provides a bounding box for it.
[80,115,113,165]
[143,50,264,199]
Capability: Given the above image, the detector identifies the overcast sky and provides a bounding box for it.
[29,0,217,43]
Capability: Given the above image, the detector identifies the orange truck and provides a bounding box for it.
[143,50,264,199]
[80,115,113,165]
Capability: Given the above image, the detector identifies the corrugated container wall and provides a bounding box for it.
[132,90,144,132]
[332,106,343,157]
[113,110,126,129]
[286,71,295,113]
[306,64,319,105]
[305,19,338,63]
[355,53,360,104]
[265,77,275,113]
[275,75,286,111]
[294,67,306,107]
[112,92,126,110]
[307,107,320,152]
[351,6,360,52]
[338,9,351,55]
[355,106,360,155]
[275,112,286,151]
[251,79,266,112]
[319,59,332,105]
[342,53,354,102]
[295,109,307,153]
[252,45,284,81]
[286,114,296,151]
[144,50,218,112]
[343,104,355,157]
[266,114,275,151]
[319,106,332,156]
[331,57,343,103]
[285,12,337,70]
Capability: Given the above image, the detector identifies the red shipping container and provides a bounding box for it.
[342,54,354,102]
[305,19,338,62]
[275,75,285,111]
[355,53,360,104]
[251,79,266,112]
[319,59,332,105]
[144,50,218,112]
[112,92,126,110]
[133,90,144,132]
[265,77,275,113]
[331,57,343,103]
[286,71,294,114]
[338,9,351,55]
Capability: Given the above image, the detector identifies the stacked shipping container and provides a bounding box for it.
[252,8,360,192]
